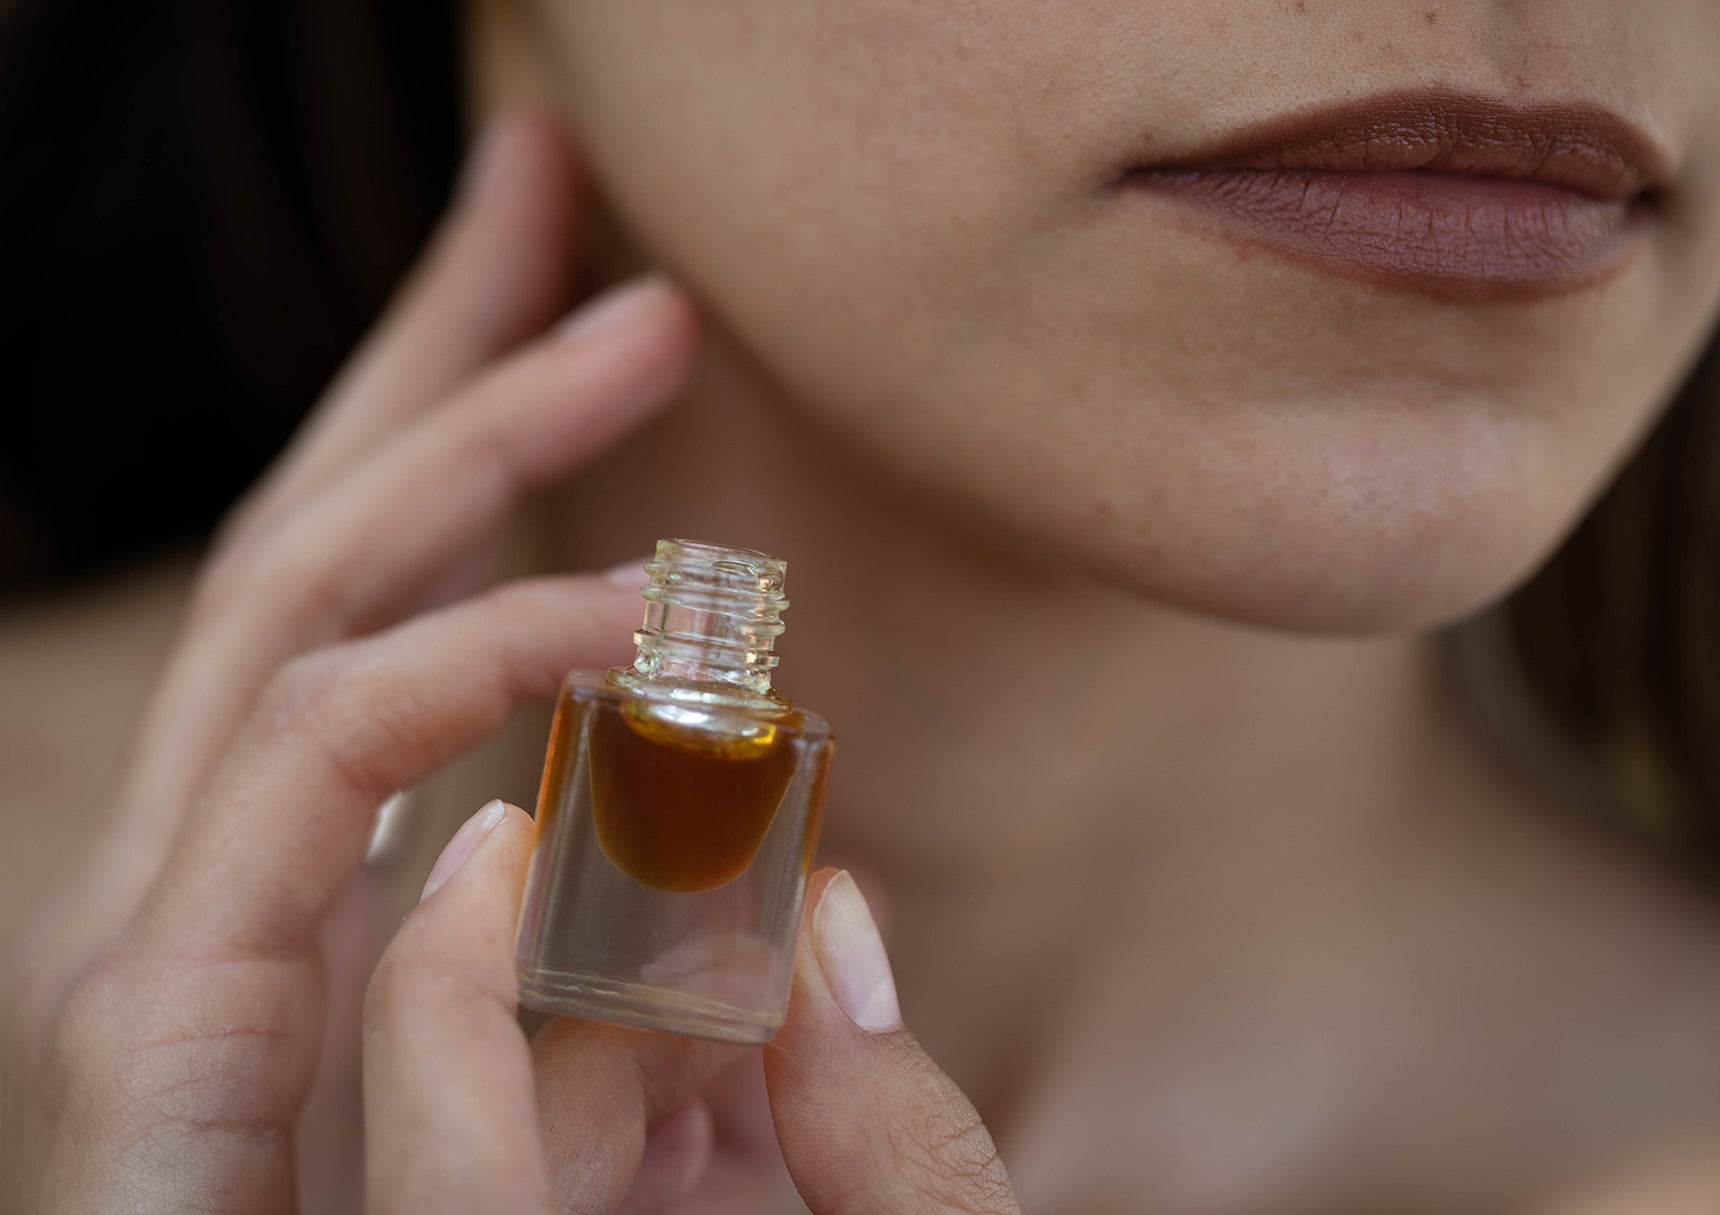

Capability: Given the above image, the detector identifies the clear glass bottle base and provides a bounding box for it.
[515,671,831,1045]
[518,965,782,1046]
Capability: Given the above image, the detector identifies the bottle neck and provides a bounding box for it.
[625,540,789,697]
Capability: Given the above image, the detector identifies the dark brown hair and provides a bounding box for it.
[0,0,460,588]
[1503,333,1720,861]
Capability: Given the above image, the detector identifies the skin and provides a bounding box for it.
[481,0,1720,1209]
[511,0,1720,631]
[2,136,1015,1215]
[4,1,1720,1213]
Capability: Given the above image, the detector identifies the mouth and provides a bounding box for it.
[1114,89,1672,300]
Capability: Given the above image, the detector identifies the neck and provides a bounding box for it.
[464,0,1496,908]
[537,335,1534,1131]
[467,0,1526,1109]
[544,333,1488,898]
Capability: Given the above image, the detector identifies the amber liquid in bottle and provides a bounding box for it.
[515,539,833,1044]
[586,699,802,894]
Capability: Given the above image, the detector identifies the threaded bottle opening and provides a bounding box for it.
[629,539,789,695]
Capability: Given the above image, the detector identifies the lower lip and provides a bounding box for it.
[1120,168,1649,300]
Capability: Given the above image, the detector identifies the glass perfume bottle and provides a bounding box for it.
[515,539,834,1044]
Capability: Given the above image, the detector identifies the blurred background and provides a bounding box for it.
[3,5,1720,1211]
[0,0,478,948]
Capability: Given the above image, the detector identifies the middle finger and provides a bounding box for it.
[223,114,588,554]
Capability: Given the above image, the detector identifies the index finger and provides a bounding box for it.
[138,575,637,962]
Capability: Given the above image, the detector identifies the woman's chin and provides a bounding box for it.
[1135,492,1566,637]
[1005,409,1572,636]
[1115,529,1551,637]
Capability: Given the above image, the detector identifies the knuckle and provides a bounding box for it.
[477,577,542,616]
[255,640,451,807]
[13,939,317,1178]
[192,518,357,640]
[257,648,404,795]
[47,954,311,1143]
[31,955,132,1122]
[446,407,531,510]
[258,647,349,728]
[473,578,564,635]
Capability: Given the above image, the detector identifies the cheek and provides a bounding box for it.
[538,0,1110,355]
[850,227,1719,632]
[541,2,1020,242]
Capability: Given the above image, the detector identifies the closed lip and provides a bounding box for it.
[1115,89,1672,299]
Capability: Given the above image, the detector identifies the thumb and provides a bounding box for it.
[763,869,1020,1215]
[363,801,553,1214]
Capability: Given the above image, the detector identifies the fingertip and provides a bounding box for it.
[602,553,655,590]
[781,867,851,1018]
[454,114,522,207]
[803,866,845,914]
[554,274,686,344]
[812,871,902,1033]
[457,109,582,215]
[664,284,704,362]
[481,801,538,873]
[419,799,531,904]
[441,110,587,350]
[420,799,506,902]
[505,110,586,228]
[510,275,701,457]
[789,869,902,1034]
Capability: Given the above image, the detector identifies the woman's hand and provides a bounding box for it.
[368,805,1021,1214]
[2,109,1019,1213]
[1,112,703,1209]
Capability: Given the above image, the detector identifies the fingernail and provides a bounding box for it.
[420,800,508,902]
[603,554,652,589]
[555,274,674,343]
[455,115,524,205]
[363,788,418,870]
[812,871,902,1032]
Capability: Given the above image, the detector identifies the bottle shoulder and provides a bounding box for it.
[559,668,832,741]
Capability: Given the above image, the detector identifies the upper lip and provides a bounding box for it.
[1121,88,1671,203]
